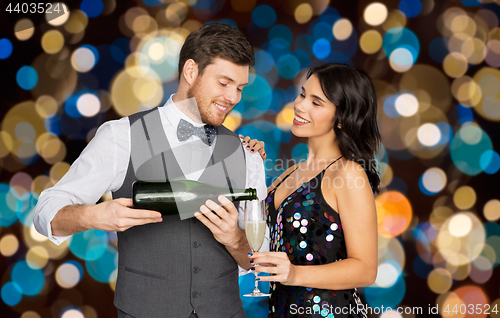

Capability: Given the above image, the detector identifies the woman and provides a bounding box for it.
[242,63,380,318]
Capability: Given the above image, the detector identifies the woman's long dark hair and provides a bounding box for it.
[307,63,381,193]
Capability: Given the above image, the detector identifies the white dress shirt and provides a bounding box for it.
[33,95,268,253]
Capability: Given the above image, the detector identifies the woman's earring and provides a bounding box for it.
[337,124,342,129]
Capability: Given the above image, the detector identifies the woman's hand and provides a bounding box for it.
[239,134,266,161]
[248,252,298,285]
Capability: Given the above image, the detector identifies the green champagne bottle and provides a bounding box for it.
[132,180,257,216]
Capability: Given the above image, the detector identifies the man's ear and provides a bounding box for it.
[182,59,198,86]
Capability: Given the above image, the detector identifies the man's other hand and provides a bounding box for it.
[87,198,163,232]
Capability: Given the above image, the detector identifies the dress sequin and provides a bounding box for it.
[266,160,368,318]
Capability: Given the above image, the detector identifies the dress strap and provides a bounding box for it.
[320,155,344,176]
[273,165,300,191]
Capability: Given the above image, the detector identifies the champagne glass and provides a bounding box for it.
[244,199,270,297]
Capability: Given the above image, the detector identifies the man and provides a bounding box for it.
[33,24,267,318]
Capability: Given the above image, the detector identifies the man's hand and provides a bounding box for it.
[51,199,163,237]
[88,198,163,232]
[239,134,266,161]
[194,195,244,248]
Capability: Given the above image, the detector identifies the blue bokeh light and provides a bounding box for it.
[419,174,436,196]
[267,88,285,113]
[383,95,400,118]
[194,0,224,19]
[413,254,434,279]
[141,0,163,7]
[0,38,13,59]
[387,176,408,195]
[484,222,500,237]
[218,18,237,29]
[264,38,290,61]
[16,66,38,90]
[254,50,275,74]
[293,49,311,69]
[68,229,108,260]
[429,38,449,63]
[236,74,273,119]
[292,143,309,162]
[11,261,44,296]
[330,29,358,59]
[80,0,104,18]
[383,28,420,63]
[1,282,22,306]
[312,39,331,59]
[65,89,99,119]
[327,52,352,64]
[90,45,125,90]
[414,223,433,253]
[318,7,340,25]
[110,38,130,64]
[16,191,37,226]
[86,246,117,282]
[435,122,453,146]
[450,125,493,176]
[398,0,423,18]
[192,0,214,10]
[240,273,270,318]
[269,25,293,46]
[277,54,300,79]
[457,104,474,125]
[312,22,334,42]
[286,85,299,103]
[64,94,81,119]
[480,150,500,174]
[45,116,61,136]
[460,0,482,6]
[294,34,314,54]
[0,183,18,227]
[252,5,276,28]
[365,275,406,309]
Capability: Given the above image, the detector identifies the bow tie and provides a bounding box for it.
[177,119,217,146]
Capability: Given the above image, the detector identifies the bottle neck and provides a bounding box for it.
[230,188,257,201]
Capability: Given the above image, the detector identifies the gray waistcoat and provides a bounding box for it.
[112,107,247,318]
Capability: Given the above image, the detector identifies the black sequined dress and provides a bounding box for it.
[265,157,368,318]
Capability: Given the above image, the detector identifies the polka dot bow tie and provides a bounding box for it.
[177,119,217,146]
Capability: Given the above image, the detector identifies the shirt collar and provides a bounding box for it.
[159,94,206,129]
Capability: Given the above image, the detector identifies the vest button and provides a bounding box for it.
[192,241,200,248]
[193,267,200,274]
[192,292,199,298]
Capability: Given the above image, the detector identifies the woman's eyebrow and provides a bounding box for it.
[302,86,326,103]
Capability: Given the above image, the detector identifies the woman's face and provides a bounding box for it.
[291,74,337,138]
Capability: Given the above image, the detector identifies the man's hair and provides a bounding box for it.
[178,23,255,79]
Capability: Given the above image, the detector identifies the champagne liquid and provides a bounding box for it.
[245,220,266,252]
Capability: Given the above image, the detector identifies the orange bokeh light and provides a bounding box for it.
[376,191,413,237]
[440,286,489,318]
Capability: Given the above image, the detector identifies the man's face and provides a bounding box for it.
[187,57,249,126]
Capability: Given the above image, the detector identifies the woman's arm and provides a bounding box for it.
[250,160,378,290]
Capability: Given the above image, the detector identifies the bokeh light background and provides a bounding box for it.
[1,0,500,317]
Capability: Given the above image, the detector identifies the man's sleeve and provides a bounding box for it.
[33,118,130,245]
